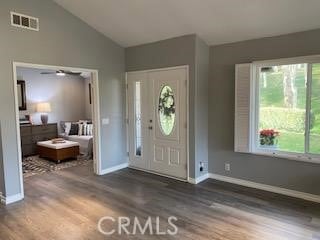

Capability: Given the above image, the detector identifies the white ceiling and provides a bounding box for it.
[53,0,320,47]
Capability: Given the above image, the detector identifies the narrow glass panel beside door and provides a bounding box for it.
[135,82,142,156]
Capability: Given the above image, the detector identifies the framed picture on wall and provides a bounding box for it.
[89,83,92,104]
[17,80,27,111]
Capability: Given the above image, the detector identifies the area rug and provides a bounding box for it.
[23,155,93,178]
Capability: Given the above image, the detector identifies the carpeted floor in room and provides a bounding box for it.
[22,155,93,178]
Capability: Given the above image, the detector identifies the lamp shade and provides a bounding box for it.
[37,102,51,113]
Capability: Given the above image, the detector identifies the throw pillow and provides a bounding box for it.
[64,122,72,135]
[78,123,85,135]
[69,123,79,135]
[87,124,93,135]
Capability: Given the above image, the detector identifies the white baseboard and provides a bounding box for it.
[188,173,209,184]
[0,192,6,205]
[99,162,129,175]
[209,173,320,204]
[0,193,24,205]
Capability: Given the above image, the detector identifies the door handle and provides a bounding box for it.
[148,126,153,130]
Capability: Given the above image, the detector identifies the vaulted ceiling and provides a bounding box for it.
[53,0,320,47]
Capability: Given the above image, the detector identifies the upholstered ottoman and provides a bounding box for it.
[37,140,80,163]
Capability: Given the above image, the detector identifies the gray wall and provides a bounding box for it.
[0,0,126,197]
[17,67,88,133]
[126,35,198,178]
[209,29,320,195]
[195,37,209,178]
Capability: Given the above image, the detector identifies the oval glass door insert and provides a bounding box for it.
[158,85,175,135]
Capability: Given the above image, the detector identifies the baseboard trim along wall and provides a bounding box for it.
[100,162,129,175]
[188,172,320,203]
[188,173,209,184]
[0,192,6,205]
[208,173,320,204]
[0,193,24,205]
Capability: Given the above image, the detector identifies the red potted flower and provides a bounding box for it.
[260,129,279,146]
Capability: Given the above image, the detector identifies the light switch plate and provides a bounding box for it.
[225,163,231,171]
[102,118,110,125]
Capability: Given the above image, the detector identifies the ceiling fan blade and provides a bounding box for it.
[41,72,55,74]
[40,70,82,76]
[64,71,82,75]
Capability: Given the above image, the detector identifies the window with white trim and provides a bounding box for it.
[235,56,320,162]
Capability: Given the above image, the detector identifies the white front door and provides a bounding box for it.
[127,67,188,180]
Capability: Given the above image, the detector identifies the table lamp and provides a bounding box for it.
[36,102,51,124]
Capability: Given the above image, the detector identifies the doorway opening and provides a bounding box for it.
[13,62,102,199]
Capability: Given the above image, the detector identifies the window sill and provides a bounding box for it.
[251,150,320,164]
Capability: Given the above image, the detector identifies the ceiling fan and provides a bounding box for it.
[40,70,82,76]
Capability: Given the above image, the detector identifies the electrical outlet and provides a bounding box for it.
[225,163,230,171]
[199,162,204,172]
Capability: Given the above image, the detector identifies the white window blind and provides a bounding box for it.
[234,63,252,153]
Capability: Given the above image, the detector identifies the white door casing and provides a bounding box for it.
[11,62,102,204]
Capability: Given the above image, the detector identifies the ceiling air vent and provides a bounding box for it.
[10,11,39,31]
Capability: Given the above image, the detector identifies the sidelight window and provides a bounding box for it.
[135,82,142,156]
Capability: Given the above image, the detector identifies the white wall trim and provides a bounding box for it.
[0,193,24,205]
[209,173,320,204]
[0,192,6,205]
[12,62,25,202]
[186,172,320,203]
[5,193,24,205]
[99,162,129,175]
[188,173,209,184]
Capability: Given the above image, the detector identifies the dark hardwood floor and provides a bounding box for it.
[1,164,320,240]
